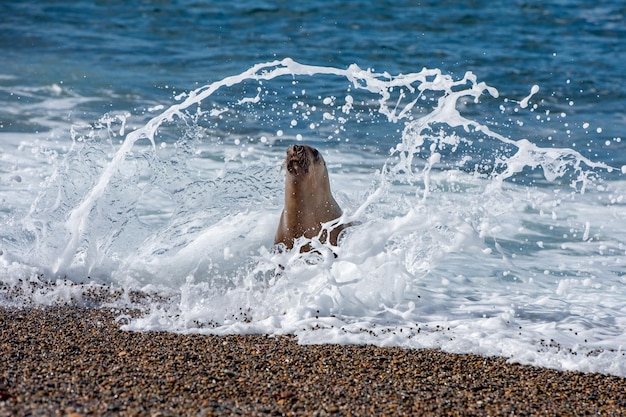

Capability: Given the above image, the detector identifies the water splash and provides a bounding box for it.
[40,59,612,275]
[2,59,625,376]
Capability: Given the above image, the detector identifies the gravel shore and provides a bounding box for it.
[1,306,625,416]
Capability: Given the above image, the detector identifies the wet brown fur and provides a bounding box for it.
[274,144,345,251]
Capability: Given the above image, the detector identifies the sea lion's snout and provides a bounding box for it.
[286,144,310,175]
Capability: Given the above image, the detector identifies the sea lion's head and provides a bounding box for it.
[285,144,326,179]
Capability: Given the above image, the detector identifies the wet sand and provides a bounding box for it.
[1,306,625,416]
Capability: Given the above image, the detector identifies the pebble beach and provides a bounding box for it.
[1,307,625,416]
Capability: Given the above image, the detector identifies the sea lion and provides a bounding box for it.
[274,144,345,251]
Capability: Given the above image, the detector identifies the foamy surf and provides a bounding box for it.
[1,59,625,377]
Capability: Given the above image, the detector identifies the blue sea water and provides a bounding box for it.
[1,1,626,376]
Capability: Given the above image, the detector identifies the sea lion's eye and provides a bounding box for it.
[312,149,320,160]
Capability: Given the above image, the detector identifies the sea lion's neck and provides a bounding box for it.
[284,174,333,211]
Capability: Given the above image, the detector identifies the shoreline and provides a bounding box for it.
[1,306,625,416]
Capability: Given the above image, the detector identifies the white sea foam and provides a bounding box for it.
[1,59,625,376]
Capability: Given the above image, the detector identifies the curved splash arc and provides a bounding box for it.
[394,79,615,190]
[52,58,616,275]
[52,58,458,274]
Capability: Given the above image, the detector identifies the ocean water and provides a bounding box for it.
[2,1,626,377]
